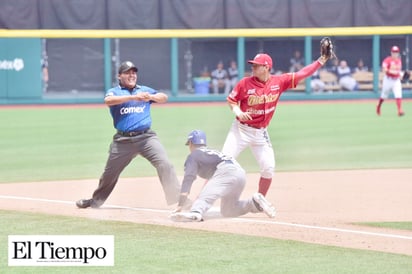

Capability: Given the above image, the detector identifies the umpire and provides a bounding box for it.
[76,61,180,208]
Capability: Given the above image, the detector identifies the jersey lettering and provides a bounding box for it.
[120,105,146,114]
[270,85,280,91]
[246,106,276,115]
[228,74,291,128]
[247,94,280,106]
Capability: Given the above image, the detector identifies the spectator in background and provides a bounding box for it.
[336,60,358,91]
[289,50,305,72]
[211,61,231,94]
[41,58,49,93]
[199,67,211,78]
[354,58,369,72]
[227,60,239,91]
[327,58,339,75]
[311,69,326,92]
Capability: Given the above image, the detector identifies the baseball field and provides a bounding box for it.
[1,99,412,273]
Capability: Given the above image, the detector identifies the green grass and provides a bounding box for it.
[1,101,411,182]
[356,222,412,231]
[1,210,411,274]
[272,101,412,171]
[1,102,412,273]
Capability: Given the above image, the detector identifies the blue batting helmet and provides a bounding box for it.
[185,130,207,145]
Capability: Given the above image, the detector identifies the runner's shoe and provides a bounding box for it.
[253,193,276,218]
[170,211,203,222]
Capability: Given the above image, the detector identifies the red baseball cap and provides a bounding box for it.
[391,46,400,53]
[248,53,273,69]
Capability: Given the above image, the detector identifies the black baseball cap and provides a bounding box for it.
[118,61,138,74]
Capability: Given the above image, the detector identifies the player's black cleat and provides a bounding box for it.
[76,199,93,208]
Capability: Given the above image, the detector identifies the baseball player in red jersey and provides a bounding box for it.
[376,45,405,116]
[222,42,331,196]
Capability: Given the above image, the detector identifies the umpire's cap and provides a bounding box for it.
[185,130,207,146]
[118,61,138,74]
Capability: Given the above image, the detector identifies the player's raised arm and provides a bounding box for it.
[294,37,335,83]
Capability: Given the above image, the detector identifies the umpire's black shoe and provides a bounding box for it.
[76,199,93,208]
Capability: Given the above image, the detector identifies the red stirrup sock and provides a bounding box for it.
[258,177,272,196]
[396,98,403,114]
[376,98,384,115]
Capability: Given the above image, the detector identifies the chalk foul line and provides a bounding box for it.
[1,195,411,241]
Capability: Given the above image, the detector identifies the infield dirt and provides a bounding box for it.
[1,169,411,256]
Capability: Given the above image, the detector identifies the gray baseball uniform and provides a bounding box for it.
[179,146,259,217]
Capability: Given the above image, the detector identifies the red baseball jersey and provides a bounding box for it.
[382,56,402,78]
[227,73,296,129]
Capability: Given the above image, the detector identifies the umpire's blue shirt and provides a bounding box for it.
[105,85,155,132]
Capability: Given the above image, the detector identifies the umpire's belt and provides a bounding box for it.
[117,128,149,137]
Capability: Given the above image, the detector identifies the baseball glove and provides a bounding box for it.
[401,70,410,83]
[319,37,336,64]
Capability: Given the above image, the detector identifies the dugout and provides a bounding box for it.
[0,0,411,104]
[0,30,411,105]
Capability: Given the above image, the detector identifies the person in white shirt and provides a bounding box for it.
[227,60,239,91]
[211,61,231,94]
[336,60,358,91]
